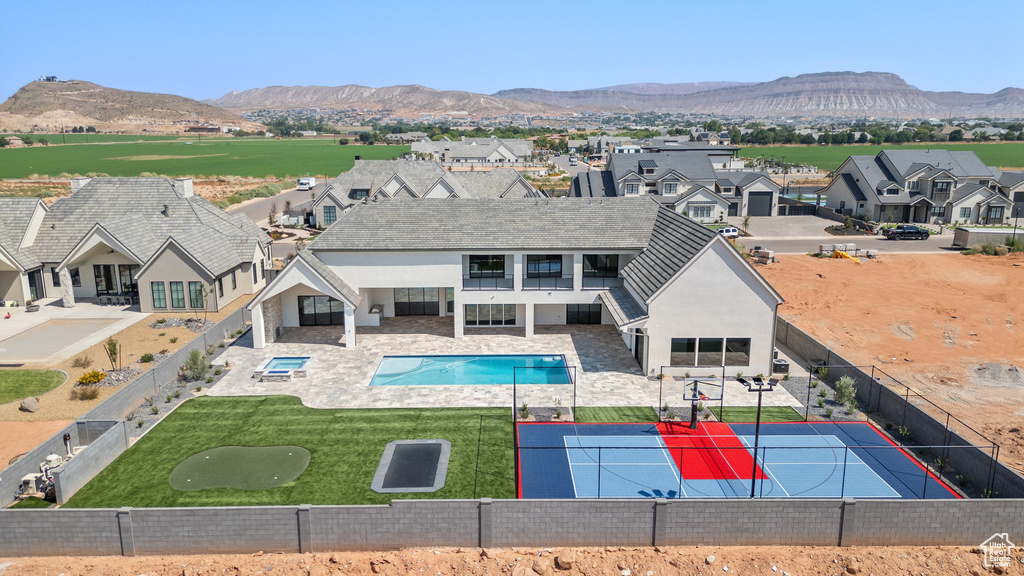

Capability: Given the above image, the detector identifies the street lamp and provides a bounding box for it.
[738,376,777,498]
[1013,207,1021,247]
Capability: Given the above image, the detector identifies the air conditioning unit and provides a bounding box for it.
[21,474,45,494]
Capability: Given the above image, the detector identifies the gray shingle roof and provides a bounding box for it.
[309,197,663,252]
[448,170,544,198]
[840,173,867,202]
[599,286,648,327]
[573,171,617,198]
[297,250,362,306]
[0,198,45,270]
[27,178,267,278]
[619,207,718,302]
[996,171,1024,188]
[609,151,718,184]
[882,149,992,178]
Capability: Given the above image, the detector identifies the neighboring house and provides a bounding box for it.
[696,131,732,145]
[411,137,534,165]
[247,198,783,377]
[0,177,271,312]
[573,152,780,221]
[567,139,587,154]
[385,131,428,144]
[310,159,545,227]
[820,149,1010,224]
[993,170,1024,219]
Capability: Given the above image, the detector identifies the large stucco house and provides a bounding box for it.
[310,159,545,227]
[411,137,534,166]
[0,177,271,312]
[574,151,781,221]
[248,198,783,377]
[821,149,1014,224]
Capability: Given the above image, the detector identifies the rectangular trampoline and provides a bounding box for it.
[517,421,960,500]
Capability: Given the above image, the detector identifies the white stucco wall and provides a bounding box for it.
[535,303,565,325]
[643,239,778,378]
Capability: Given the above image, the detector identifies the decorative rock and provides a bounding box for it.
[706,555,716,565]
[532,559,551,575]
[847,563,860,574]
[511,566,529,576]
[19,397,40,413]
[554,553,574,571]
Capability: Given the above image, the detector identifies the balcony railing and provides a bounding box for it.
[582,276,623,289]
[522,275,574,290]
[463,275,514,290]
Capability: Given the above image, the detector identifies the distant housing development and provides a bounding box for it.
[411,136,534,166]
[821,149,1018,224]
[249,198,782,377]
[0,177,271,312]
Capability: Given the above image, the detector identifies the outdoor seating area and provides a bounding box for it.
[98,294,138,306]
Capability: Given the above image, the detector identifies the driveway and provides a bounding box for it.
[728,216,834,239]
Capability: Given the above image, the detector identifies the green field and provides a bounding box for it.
[738,142,1024,172]
[64,396,514,508]
[0,369,66,405]
[0,139,409,179]
[9,133,182,144]
[574,406,659,423]
[709,406,804,423]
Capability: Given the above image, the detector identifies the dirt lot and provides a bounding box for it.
[1,545,1018,576]
[760,252,1024,473]
[0,177,278,204]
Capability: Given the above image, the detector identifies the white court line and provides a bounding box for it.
[740,435,791,498]
[563,435,684,498]
[656,436,686,498]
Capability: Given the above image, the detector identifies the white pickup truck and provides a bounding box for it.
[298,177,316,191]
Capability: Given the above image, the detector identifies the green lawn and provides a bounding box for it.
[710,406,804,423]
[11,133,182,144]
[0,139,409,179]
[574,406,659,423]
[0,370,66,405]
[64,396,514,508]
[737,142,1024,172]
[8,496,52,509]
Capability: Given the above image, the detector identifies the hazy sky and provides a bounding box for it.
[4,0,1022,101]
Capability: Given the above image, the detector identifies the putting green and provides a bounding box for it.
[169,446,310,491]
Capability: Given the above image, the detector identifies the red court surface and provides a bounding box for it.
[657,421,766,481]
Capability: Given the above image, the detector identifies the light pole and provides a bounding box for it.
[1013,208,1021,247]
[738,376,777,498]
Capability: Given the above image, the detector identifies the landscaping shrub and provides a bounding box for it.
[833,375,857,407]
[70,385,99,400]
[182,349,211,381]
[77,371,106,386]
[71,356,92,369]
[140,353,155,363]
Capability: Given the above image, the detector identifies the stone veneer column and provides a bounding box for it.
[58,268,75,308]
[263,294,283,344]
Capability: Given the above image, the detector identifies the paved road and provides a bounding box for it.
[549,154,590,179]
[227,182,327,225]
[749,233,955,255]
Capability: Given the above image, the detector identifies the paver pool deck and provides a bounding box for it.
[209,317,802,410]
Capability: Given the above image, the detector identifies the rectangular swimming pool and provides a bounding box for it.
[369,354,571,386]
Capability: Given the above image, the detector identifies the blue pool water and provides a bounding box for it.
[265,356,310,371]
[370,355,571,386]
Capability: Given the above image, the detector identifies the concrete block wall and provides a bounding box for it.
[53,421,129,505]
[130,507,300,555]
[312,500,481,550]
[660,499,843,546]
[491,499,655,547]
[0,422,78,506]
[843,499,1024,546]
[0,509,123,556]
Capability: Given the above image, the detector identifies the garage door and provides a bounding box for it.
[748,192,773,216]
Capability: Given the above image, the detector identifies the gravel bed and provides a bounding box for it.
[777,373,865,422]
[149,318,212,332]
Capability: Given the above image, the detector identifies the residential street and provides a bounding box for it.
[226,181,327,226]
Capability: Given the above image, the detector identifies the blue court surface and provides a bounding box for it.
[517,421,959,499]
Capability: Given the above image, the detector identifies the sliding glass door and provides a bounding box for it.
[298,295,346,326]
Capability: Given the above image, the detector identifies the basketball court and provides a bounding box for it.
[516,421,960,500]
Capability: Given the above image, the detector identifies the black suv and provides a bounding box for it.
[883,224,930,240]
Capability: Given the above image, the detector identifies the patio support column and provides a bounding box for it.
[525,303,534,338]
[344,303,356,348]
[251,302,266,348]
[454,296,464,338]
[572,253,583,291]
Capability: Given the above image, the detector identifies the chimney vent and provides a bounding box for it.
[163,204,171,217]
[174,177,194,198]
[70,177,92,194]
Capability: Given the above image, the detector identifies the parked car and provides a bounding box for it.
[718,227,740,239]
[883,225,930,240]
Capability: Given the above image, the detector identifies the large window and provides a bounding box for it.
[663,182,678,195]
[697,338,724,366]
[988,206,1004,221]
[625,181,640,195]
[51,267,61,287]
[932,181,951,203]
[959,207,972,219]
[689,206,714,220]
[151,282,166,308]
[118,264,140,295]
[583,254,618,277]
[169,281,185,309]
[465,304,515,326]
[526,254,562,278]
[670,338,697,367]
[93,265,117,295]
[69,267,81,287]
[217,278,224,298]
[724,338,751,367]
[394,287,439,316]
[931,205,946,218]
[469,255,505,278]
[567,304,602,324]
[323,205,337,226]
[298,295,345,326]
[188,281,204,309]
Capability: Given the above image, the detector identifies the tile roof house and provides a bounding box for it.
[820,149,1010,224]
[573,152,780,222]
[310,159,545,227]
[247,198,782,377]
[411,137,534,166]
[0,177,272,312]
